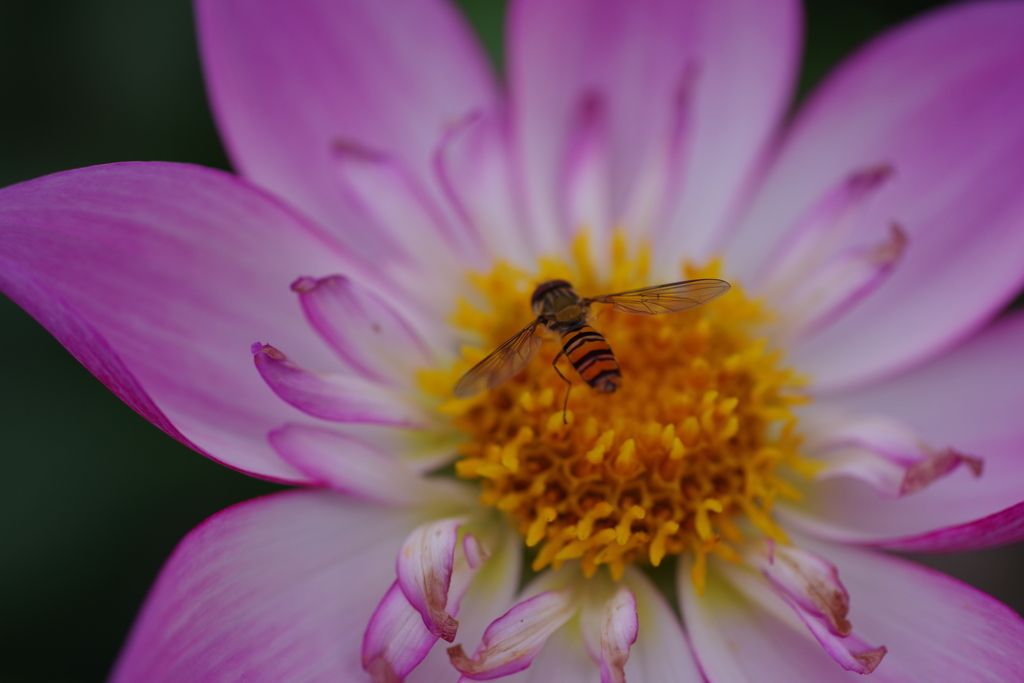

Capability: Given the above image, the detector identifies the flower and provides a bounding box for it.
[2,0,1024,681]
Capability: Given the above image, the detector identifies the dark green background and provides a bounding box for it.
[2,1,1022,681]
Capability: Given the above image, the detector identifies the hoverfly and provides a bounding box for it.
[453,278,731,418]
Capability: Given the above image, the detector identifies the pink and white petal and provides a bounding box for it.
[682,557,896,683]
[397,518,466,643]
[362,581,438,682]
[578,581,638,683]
[0,162,356,482]
[620,568,704,683]
[291,275,433,387]
[783,314,1024,550]
[196,0,497,261]
[434,111,536,269]
[448,588,579,680]
[331,140,483,290]
[267,424,470,508]
[253,344,429,427]
[408,525,523,683]
[729,2,1024,391]
[508,0,801,262]
[110,489,422,683]
[365,530,504,681]
[796,536,1024,683]
[598,587,637,683]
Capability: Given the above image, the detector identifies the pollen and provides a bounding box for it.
[431,234,812,585]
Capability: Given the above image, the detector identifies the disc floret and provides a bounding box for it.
[428,236,812,587]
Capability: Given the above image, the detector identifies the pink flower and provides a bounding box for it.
[3,0,1024,681]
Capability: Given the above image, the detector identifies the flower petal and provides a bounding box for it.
[0,162,355,482]
[434,111,535,268]
[798,536,1024,683]
[782,313,1024,550]
[110,489,421,683]
[596,585,639,683]
[291,275,433,386]
[267,424,467,507]
[364,532,491,681]
[447,588,578,680]
[682,556,886,683]
[396,518,466,643]
[196,0,497,260]
[620,568,704,683]
[507,0,801,261]
[253,344,428,427]
[730,2,1024,390]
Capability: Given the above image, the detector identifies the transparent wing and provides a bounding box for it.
[584,279,731,315]
[453,320,544,398]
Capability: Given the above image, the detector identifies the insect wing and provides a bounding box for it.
[585,279,731,315]
[453,321,543,398]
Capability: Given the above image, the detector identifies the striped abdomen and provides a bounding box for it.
[560,324,622,393]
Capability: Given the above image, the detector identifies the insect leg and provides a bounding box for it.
[551,349,572,425]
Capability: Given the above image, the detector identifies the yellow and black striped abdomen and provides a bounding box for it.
[560,324,622,393]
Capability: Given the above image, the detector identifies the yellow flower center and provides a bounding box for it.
[423,235,814,588]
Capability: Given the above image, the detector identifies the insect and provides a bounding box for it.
[453,278,731,419]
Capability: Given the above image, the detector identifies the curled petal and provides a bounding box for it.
[743,539,850,637]
[702,557,886,676]
[447,589,578,680]
[252,344,428,427]
[362,582,434,683]
[808,411,983,498]
[291,275,432,386]
[364,533,488,681]
[597,586,639,683]
[396,518,465,642]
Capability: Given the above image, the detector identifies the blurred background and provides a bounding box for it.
[1,1,1021,681]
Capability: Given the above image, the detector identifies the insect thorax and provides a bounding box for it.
[532,280,588,331]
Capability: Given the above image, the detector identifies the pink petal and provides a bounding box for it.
[448,589,578,680]
[407,530,523,683]
[252,344,428,427]
[620,568,704,683]
[362,581,436,683]
[267,424,465,506]
[744,539,851,637]
[682,556,887,682]
[729,2,1024,391]
[291,275,433,386]
[799,536,1024,682]
[110,489,421,683]
[0,162,357,482]
[596,586,639,683]
[781,314,1024,550]
[434,111,536,268]
[196,0,497,261]
[807,411,982,499]
[507,0,801,259]
[559,92,613,253]
[363,533,490,681]
[396,518,465,643]
[331,140,484,275]
[774,224,907,342]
